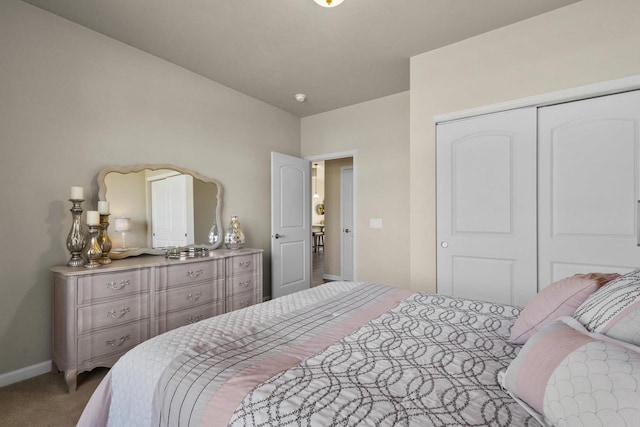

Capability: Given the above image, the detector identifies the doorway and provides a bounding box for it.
[311,162,326,286]
[307,152,356,287]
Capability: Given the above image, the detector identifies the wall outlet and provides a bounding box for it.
[370,218,383,228]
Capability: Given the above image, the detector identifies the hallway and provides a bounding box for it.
[312,249,330,287]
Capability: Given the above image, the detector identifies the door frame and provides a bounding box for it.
[306,150,358,281]
[340,166,354,281]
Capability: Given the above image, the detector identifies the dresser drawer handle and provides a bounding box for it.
[239,300,249,308]
[239,280,252,288]
[238,261,252,269]
[186,315,203,325]
[106,335,130,347]
[106,280,131,290]
[187,269,203,278]
[186,292,203,302]
[106,307,131,319]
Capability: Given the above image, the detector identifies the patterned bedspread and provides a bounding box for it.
[150,283,538,426]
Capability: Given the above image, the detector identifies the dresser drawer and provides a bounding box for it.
[161,300,225,333]
[77,320,149,365]
[77,269,147,304]
[78,294,149,335]
[165,260,223,288]
[161,280,224,314]
[226,273,259,296]
[226,254,258,277]
[226,291,258,312]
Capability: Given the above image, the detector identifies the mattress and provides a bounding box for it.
[81,281,538,426]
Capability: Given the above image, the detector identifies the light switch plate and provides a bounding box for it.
[370,218,383,228]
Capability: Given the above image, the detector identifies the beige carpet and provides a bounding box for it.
[0,368,108,427]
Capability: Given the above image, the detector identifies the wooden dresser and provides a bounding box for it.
[50,248,262,392]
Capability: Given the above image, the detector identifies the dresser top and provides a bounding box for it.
[51,248,263,276]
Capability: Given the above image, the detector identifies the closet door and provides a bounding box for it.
[538,90,640,287]
[436,108,537,306]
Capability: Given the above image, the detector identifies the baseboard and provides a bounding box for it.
[323,274,342,281]
[0,360,51,388]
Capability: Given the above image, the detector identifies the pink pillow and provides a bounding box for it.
[508,272,620,344]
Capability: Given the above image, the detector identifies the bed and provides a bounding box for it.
[79,274,640,426]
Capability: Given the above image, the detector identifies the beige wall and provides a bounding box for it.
[302,92,410,288]
[409,0,640,293]
[323,158,353,278]
[0,0,299,376]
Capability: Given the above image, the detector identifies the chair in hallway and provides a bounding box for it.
[313,231,324,252]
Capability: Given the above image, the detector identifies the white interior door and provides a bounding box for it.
[151,174,194,247]
[341,166,355,281]
[436,108,538,306]
[538,90,640,287]
[271,152,312,298]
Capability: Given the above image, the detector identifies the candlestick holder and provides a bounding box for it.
[98,214,112,265]
[66,199,86,267]
[85,224,103,269]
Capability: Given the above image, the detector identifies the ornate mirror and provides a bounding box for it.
[97,164,223,259]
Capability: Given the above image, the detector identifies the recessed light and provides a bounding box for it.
[294,93,307,102]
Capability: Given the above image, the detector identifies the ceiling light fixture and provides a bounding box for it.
[294,93,307,102]
[314,0,344,7]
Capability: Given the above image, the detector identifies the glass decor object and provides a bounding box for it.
[98,214,112,264]
[114,217,131,250]
[66,198,86,267]
[208,220,219,245]
[84,223,103,269]
[224,215,245,250]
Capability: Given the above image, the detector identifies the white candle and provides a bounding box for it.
[70,186,84,200]
[86,211,100,225]
[98,201,110,215]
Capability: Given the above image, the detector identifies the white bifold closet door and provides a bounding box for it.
[436,108,538,307]
[537,90,640,288]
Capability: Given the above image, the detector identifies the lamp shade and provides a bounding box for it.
[314,0,344,7]
[114,217,131,232]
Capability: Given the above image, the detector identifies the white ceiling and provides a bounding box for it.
[23,0,579,117]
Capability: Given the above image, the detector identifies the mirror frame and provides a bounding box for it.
[97,163,224,259]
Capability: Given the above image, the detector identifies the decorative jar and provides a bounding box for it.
[208,220,219,245]
[224,215,245,250]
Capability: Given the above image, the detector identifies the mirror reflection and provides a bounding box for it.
[98,164,223,257]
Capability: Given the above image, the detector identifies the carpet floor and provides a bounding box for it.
[0,367,108,427]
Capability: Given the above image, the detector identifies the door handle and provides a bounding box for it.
[274,233,285,239]
[441,241,449,248]
[344,229,351,233]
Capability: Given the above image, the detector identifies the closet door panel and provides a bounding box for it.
[437,108,537,306]
[538,90,640,288]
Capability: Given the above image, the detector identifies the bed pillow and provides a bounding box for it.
[508,272,619,344]
[573,269,640,346]
[502,317,640,426]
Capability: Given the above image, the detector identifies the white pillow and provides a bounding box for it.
[573,269,640,345]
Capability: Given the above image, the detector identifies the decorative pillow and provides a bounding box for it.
[502,317,640,426]
[508,272,620,344]
[573,269,640,346]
